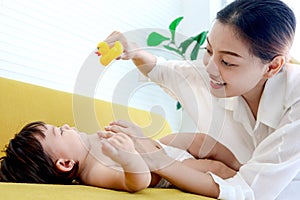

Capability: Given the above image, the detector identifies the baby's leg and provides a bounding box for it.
[160,133,242,171]
[182,158,237,179]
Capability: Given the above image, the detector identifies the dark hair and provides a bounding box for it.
[0,121,79,184]
[217,0,296,62]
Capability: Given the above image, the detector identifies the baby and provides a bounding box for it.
[0,121,150,192]
[0,121,240,191]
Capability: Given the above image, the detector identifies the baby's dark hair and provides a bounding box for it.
[0,121,79,184]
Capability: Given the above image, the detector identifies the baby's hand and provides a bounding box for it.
[104,120,145,138]
[98,131,138,165]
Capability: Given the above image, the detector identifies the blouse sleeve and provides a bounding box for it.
[147,57,213,133]
[147,57,208,94]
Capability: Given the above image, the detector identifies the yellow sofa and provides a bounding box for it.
[0,77,213,200]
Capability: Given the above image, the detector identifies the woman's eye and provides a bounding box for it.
[205,47,212,55]
[222,60,234,67]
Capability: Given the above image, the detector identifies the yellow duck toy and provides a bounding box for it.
[96,41,123,66]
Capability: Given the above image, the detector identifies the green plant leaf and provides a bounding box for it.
[176,101,182,110]
[189,31,208,60]
[147,32,170,46]
[163,45,182,56]
[179,31,208,56]
[169,16,184,42]
[190,42,201,60]
[179,37,195,55]
[195,31,208,45]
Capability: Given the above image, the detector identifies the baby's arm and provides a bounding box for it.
[99,132,151,192]
[159,133,241,171]
[104,120,241,170]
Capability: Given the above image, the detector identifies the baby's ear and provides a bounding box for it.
[264,55,285,78]
[55,159,76,172]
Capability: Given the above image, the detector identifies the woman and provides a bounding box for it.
[104,0,300,199]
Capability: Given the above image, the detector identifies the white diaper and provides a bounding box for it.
[154,141,194,188]
[156,140,194,161]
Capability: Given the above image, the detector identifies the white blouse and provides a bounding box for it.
[147,58,300,200]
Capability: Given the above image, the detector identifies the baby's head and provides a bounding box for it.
[0,121,79,184]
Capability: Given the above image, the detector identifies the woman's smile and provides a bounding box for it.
[210,78,226,89]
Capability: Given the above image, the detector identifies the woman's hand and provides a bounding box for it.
[104,31,139,60]
[104,31,157,76]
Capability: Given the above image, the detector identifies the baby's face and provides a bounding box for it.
[36,124,85,162]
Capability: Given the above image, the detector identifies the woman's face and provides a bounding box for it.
[203,21,269,99]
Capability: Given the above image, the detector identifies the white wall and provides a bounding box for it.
[283,0,300,58]
[181,0,224,36]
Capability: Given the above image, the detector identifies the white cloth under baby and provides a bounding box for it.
[154,140,194,188]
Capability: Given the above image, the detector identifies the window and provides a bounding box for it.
[0,0,182,92]
[0,0,226,132]
[0,0,188,131]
